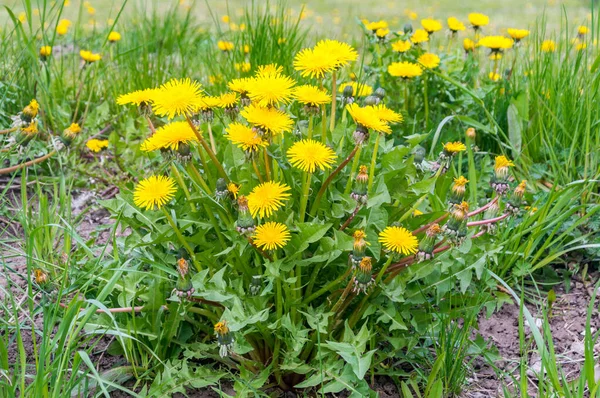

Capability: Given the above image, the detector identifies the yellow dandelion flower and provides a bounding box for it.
[228,77,253,95]
[63,123,81,139]
[379,226,418,255]
[244,44,250,53]
[287,139,337,173]
[108,31,121,42]
[418,53,440,69]
[447,17,465,32]
[247,181,291,218]
[373,104,403,124]
[578,25,588,35]
[197,96,221,111]
[235,62,251,72]
[443,141,467,154]
[376,28,389,38]
[293,85,330,107]
[240,104,293,135]
[23,99,39,118]
[392,40,412,53]
[22,121,38,135]
[468,13,489,28]
[478,36,514,52]
[140,121,198,151]
[338,82,373,97]
[314,39,358,68]
[152,78,203,119]
[507,28,530,41]
[256,63,284,76]
[410,29,429,44]
[40,46,52,57]
[218,92,238,108]
[346,103,391,134]
[365,20,388,32]
[80,50,101,63]
[117,88,158,106]
[541,40,556,52]
[293,47,337,79]
[214,320,229,335]
[489,72,501,81]
[225,122,267,152]
[421,18,442,34]
[133,175,177,211]
[388,61,423,79]
[227,183,240,199]
[246,72,295,107]
[56,19,71,35]
[463,38,476,52]
[217,40,234,51]
[86,139,109,152]
[252,221,290,250]
[494,155,514,171]
[454,176,469,187]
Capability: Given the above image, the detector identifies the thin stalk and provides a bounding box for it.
[339,203,361,231]
[185,115,229,182]
[423,73,429,129]
[298,172,312,222]
[321,103,327,145]
[263,148,271,180]
[145,115,156,134]
[307,114,314,140]
[367,134,381,193]
[304,268,351,305]
[252,159,264,183]
[170,164,197,212]
[310,145,360,216]
[207,122,217,154]
[187,163,212,193]
[161,208,202,271]
[0,151,57,175]
[374,256,394,285]
[329,70,337,134]
[466,213,509,227]
[272,254,283,384]
[0,127,17,135]
[344,147,362,195]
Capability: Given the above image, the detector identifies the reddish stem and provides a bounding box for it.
[466,213,509,227]
[467,197,499,217]
[339,204,361,231]
[412,213,449,235]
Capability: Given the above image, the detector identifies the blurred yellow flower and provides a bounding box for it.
[117,88,158,106]
[86,139,109,152]
[365,20,388,31]
[392,40,411,53]
[410,29,429,44]
[80,50,102,63]
[40,46,52,57]
[418,53,440,69]
[541,40,556,52]
[346,103,391,134]
[468,13,489,28]
[388,61,423,79]
[447,17,465,32]
[108,31,121,42]
[338,82,373,97]
[141,121,198,151]
[314,39,358,68]
[217,40,234,51]
[478,36,513,52]
[421,18,442,34]
[507,29,530,42]
[463,38,476,52]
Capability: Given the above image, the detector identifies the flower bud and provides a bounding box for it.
[174,257,195,298]
[250,275,262,295]
[403,23,413,34]
[448,176,469,207]
[417,224,441,261]
[491,155,514,195]
[443,201,469,245]
[352,125,369,145]
[466,127,476,140]
[412,145,426,164]
[215,178,229,200]
[351,165,369,204]
[214,320,235,357]
[61,123,81,146]
[350,230,368,267]
[235,196,255,235]
[364,95,378,106]
[342,85,354,99]
[374,87,386,101]
[506,180,526,214]
[353,257,374,293]
[16,120,39,146]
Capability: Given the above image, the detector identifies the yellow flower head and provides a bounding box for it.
[453,176,469,187]
[359,257,372,272]
[293,47,337,79]
[247,181,291,218]
[478,36,514,52]
[40,46,52,57]
[152,78,203,119]
[373,104,403,124]
[227,183,240,199]
[541,40,556,52]
[418,53,441,69]
[494,155,514,171]
[244,44,250,53]
[463,38,476,52]
[447,17,465,32]
[225,122,267,152]
[240,104,293,135]
[63,123,81,139]
[468,13,489,28]
[353,229,366,240]
[246,72,295,107]
[22,120,38,135]
[196,96,221,111]
[256,63,284,76]
[218,92,238,108]
[507,29,530,41]
[346,103,391,134]
[388,61,423,79]
[443,141,467,154]
[235,62,251,72]
[375,28,389,38]
[140,121,198,151]
[108,31,121,42]
[410,29,429,44]
[515,180,527,196]
[56,19,71,35]
[392,40,411,53]
[365,20,388,32]
[217,40,234,51]
[489,72,501,81]
[133,175,177,210]
[578,25,588,35]
[293,85,330,107]
[80,50,102,63]
[338,82,373,97]
[23,99,39,118]
[228,77,253,95]
[86,139,109,152]
[252,221,290,250]
[287,139,337,173]
[214,320,229,336]
[379,226,419,255]
[117,88,159,107]
[421,18,442,34]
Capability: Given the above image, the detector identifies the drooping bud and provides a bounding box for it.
[417,224,441,262]
[16,120,39,146]
[61,123,81,146]
[481,199,501,234]
[235,196,255,235]
[466,127,476,140]
[443,201,469,245]
[412,145,426,165]
[506,180,526,214]
[214,320,234,357]
[448,176,469,207]
[353,257,374,293]
[215,178,229,201]
[403,23,413,34]
[350,229,368,268]
[34,268,49,286]
[351,165,369,204]
[374,87,386,101]
[352,125,369,145]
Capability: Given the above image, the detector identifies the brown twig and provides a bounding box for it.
[339,204,361,231]
[0,150,57,175]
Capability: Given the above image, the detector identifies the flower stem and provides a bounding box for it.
[263,147,271,180]
[466,213,509,227]
[144,115,156,135]
[307,115,314,140]
[367,133,381,193]
[304,268,351,305]
[170,163,197,212]
[252,159,264,183]
[329,69,337,134]
[0,150,57,175]
[207,122,217,154]
[272,254,283,384]
[339,203,361,231]
[310,145,360,216]
[298,172,312,222]
[423,73,429,130]
[0,127,17,135]
[161,207,202,271]
[185,115,229,182]
[374,256,394,285]
[321,103,327,145]
[344,147,362,195]
[187,163,211,193]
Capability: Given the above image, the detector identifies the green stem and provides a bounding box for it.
[423,73,429,130]
[304,268,351,305]
[404,82,409,114]
[307,114,314,140]
[185,115,229,182]
[344,147,362,195]
[207,122,217,154]
[272,254,283,384]
[367,134,381,193]
[263,147,271,180]
[310,145,360,216]
[374,256,393,285]
[252,159,264,183]
[187,163,211,193]
[298,172,312,222]
[321,104,327,145]
[170,164,196,212]
[329,69,337,134]
[161,208,202,272]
